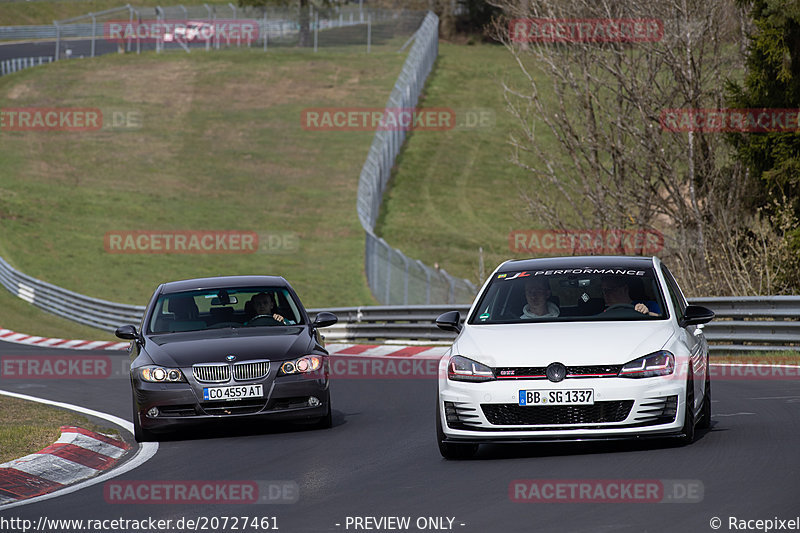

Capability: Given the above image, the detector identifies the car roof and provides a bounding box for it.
[496,256,657,273]
[160,275,290,294]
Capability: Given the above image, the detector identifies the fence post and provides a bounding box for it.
[385,243,392,304]
[313,9,318,52]
[402,255,410,305]
[54,22,61,61]
[155,7,164,54]
[263,11,268,51]
[90,13,97,57]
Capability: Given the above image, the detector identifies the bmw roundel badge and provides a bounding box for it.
[226,354,236,362]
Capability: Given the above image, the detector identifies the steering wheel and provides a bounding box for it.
[248,314,282,325]
[605,303,635,311]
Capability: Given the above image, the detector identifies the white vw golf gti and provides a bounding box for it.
[435,256,715,459]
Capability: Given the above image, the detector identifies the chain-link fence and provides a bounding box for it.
[26,4,425,59]
[357,12,477,305]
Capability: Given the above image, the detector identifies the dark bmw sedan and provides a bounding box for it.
[115,275,338,441]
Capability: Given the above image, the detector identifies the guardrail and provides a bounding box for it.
[312,301,800,353]
[0,56,53,77]
[0,256,144,332]
[0,255,797,351]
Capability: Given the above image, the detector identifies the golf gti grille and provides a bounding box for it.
[494,365,623,379]
[193,363,231,383]
[233,360,270,381]
[481,401,634,426]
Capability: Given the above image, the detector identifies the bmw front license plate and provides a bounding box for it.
[203,384,263,401]
[519,389,594,406]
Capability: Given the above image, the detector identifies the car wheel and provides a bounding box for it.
[679,368,696,445]
[436,401,478,460]
[697,364,711,430]
[132,403,155,442]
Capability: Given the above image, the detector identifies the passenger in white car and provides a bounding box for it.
[520,277,560,318]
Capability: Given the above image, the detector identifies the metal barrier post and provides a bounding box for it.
[263,11,268,51]
[313,9,318,52]
[367,14,371,53]
[54,22,61,61]
[90,13,97,57]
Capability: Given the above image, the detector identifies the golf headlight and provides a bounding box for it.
[448,355,495,382]
[279,355,323,376]
[140,365,185,383]
[619,350,675,378]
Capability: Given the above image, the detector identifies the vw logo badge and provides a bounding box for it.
[545,362,567,383]
[225,354,236,362]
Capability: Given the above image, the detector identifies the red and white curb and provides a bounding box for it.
[0,327,448,358]
[327,344,446,359]
[0,328,128,351]
[0,426,131,505]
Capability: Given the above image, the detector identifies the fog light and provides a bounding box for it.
[308,396,321,407]
[146,407,159,418]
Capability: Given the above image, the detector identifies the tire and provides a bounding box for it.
[697,365,712,430]
[436,401,478,460]
[132,403,155,442]
[679,368,696,445]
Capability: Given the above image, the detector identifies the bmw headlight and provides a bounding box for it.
[139,365,185,383]
[619,350,675,378]
[278,355,323,376]
[447,355,495,382]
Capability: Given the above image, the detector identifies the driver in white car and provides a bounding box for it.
[600,276,657,316]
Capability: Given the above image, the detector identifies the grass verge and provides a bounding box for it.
[375,42,562,284]
[0,395,121,464]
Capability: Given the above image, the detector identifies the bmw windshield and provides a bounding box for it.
[147,287,304,333]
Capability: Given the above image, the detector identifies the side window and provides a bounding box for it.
[660,265,686,323]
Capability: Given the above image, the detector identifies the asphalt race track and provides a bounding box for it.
[1,340,799,533]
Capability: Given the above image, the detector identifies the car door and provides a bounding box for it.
[661,265,707,412]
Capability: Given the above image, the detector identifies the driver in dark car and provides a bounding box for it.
[247,292,292,324]
[600,275,658,316]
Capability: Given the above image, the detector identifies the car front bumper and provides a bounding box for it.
[439,375,686,441]
[133,372,329,432]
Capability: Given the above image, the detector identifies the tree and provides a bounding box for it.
[726,0,800,288]
[487,0,795,294]
[727,0,800,204]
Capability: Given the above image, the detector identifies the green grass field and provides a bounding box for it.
[0,47,409,340]
[376,43,562,284]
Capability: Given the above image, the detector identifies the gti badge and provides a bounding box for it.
[546,362,567,383]
[225,354,236,362]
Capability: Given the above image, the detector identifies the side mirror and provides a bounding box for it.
[312,312,338,328]
[115,324,139,340]
[435,311,461,333]
[680,305,715,327]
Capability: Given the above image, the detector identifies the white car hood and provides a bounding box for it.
[452,321,675,367]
